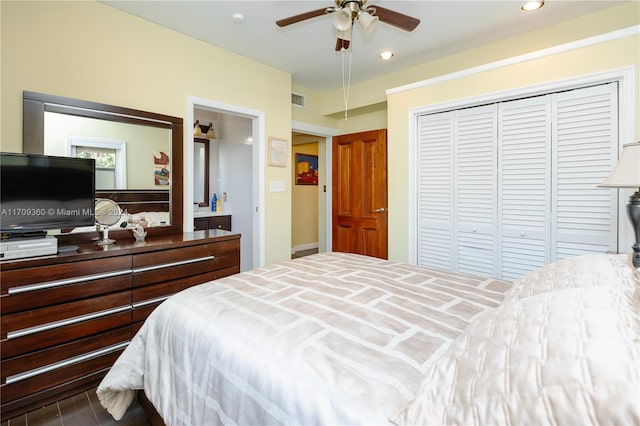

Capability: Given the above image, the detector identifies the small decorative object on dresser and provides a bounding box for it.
[94,198,122,246]
[132,224,147,242]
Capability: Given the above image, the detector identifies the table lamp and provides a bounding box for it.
[599,142,640,267]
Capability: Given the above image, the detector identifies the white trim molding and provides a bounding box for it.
[388,25,639,96]
[186,96,266,268]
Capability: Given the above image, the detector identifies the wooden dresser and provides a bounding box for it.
[0,230,240,421]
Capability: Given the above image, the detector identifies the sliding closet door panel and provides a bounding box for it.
[454,105,497,277]
[417,112,454,270]
[498,96,551,281]
[551,83,618,259]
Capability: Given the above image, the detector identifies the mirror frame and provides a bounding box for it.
[194,137,210,208]
[22,90,184,244]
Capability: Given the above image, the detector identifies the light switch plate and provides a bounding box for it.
[269,180,286,192]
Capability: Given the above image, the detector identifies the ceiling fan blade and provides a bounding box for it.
[276,8,330,27]
[371,6,420,32]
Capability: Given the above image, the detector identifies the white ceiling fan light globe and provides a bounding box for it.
[337,28,352,42]
[332,8,353,31]
[357,11,378,34]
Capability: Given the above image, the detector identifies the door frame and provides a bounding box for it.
[407,66,637,265]
[292,121,339,252]
[186,96,266,268]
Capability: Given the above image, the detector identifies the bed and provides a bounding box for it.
[97,252,640,425]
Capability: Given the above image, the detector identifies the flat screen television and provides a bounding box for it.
[0,152,95,236]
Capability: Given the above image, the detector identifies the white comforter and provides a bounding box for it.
[97,252,509,425]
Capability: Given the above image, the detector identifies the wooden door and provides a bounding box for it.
[332,129,388,259]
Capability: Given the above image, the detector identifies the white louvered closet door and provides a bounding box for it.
[551,83,618,258]
[498,96,552,281]
[454,105,498,277]
[417,112,454,270]
[417,82,619,279]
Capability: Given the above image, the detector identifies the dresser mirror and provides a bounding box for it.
[22,91,184,242]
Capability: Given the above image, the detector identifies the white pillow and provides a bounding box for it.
[391,286,640,426]
[503,254,639,303]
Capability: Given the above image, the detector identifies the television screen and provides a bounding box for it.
[0,153,96,234]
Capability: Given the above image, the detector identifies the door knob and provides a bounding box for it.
[374,207,385,213]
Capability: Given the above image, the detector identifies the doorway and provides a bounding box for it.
[291,133,322,258]
[291,121,339,255]
[186,97,266,271]
[332,129,388,259]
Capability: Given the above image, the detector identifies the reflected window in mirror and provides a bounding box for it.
[194,138,210,207]
[69,138,126,190]
[44,111,169,191]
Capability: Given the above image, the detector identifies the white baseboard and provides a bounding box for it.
[291,242,319,254]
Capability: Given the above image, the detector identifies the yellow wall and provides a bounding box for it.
[291,141,319,251]
[1,0,293,264]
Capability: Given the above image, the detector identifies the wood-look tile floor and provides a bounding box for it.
[1,388,149,426]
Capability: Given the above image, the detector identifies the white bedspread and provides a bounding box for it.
[97,252,509,425]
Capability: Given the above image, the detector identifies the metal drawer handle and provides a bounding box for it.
[132,255,214,273]
[132,295,172,309]
[8,269,132,295]
[5,341,129,384]
[7,305,131,340]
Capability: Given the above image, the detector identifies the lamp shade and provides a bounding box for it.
[600,142,640,188]
[333,8,353,31]
[357,11,378,34]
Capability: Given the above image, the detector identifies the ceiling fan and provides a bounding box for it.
[276,0,420,51]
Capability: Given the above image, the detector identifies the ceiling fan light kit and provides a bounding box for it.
[275,0,420,119]
[276,0,420,51]
[332,8,353,31]
[357,10,378,35]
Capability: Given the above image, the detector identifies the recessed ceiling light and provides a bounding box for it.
[379,51,394,60]
[232,13,244,23]
[521,1,544,12]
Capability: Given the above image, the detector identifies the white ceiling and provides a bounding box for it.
[102,1,627,92]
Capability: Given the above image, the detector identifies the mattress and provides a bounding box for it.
[97,252,510,425]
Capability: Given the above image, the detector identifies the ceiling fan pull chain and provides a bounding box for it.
[341,48,353,120]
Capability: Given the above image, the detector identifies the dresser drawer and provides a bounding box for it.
[1,345,125,404]
[1,326,130,384]
[0,256,132,294]
[132,240,239,287]
[0,274,131,315]
[1,292,131,358]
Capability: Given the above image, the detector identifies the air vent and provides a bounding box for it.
[291,92,305,107]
